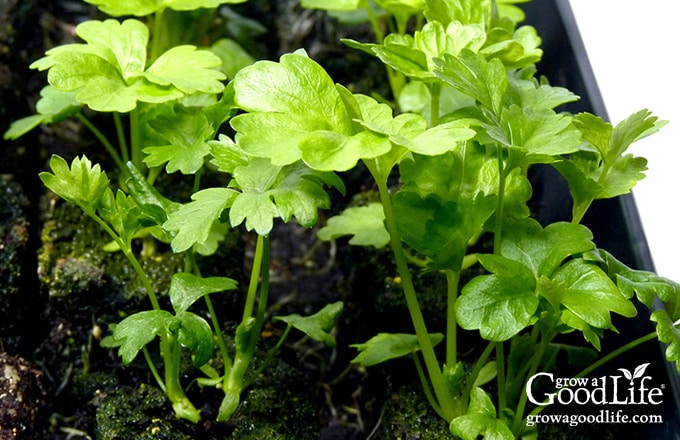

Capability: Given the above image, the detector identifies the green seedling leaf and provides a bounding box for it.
[84,0,247,17]
[164,188,237,253]
[231,53,353,165]
[482,24,542,70]
[32,19,224,112]
[209,134,249,174]
[126,161,181,227]
[435,50,507,115]
[554,259,637,332]
[650,310,680,374]
[360,21,485,81]
[102,310,174,364]
[144,104,215,174]
[555,110,663,221]
[273,301,344,347]
[229,159,344,235]
[4,86,80,140]
[316,203,389,248]
[586,249,680,318]
[450,387,514,440]
[351,332,444,367]
[169,273,238,314]
[393,147,496,269]
[97,189,144,246]
[145,45,226,95]
[40,155,110,215]
[176,311,215,366]
[211,38,256,79]
[500,218,595,278]
[457,254,538,341]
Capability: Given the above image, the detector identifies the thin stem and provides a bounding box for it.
[495,341,506,415]
[493,145,506,253]
[76,113,125,172]
[413,352,445,419]
[129,108,142,171]
[511,334,549,435]
[445,270,460,368]
[461,341,495,409]
[374,175,457,420]
[112,112,129,165]
[428,82,442,128]
[243,235,265,321]
[186,252,233,375]
[576,330,657,379]
[151,8,166,62]
[88,213,161,310]
[244,324,291,389]
[142,346,165,391]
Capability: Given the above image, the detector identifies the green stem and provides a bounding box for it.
[461,341,495,409]
[164,329,201,422]
[112,112,129,165]
[413,352,445,419]
[493,145,507,254]
[142,346,165,392]
[445,270,459,368]
[374,175,457,420]
[76,113,125,173]
[151,8,166,62]
[129,108,142,171]
[244,324,291,389]
[428,82,442,127]
[243,235,265,321]
[511,334,549,435]
[495,341,506,415]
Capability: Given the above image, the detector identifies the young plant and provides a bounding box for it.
[17,0,346,425]
[224,0,680,438]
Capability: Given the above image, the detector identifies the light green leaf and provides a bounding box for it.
[143,104,215,174]
[84,0,246,17]
[39,155,110,214]
[163,188,237,253]
[231,53,353,165]
[650,310,680,374]
[169,273,238,314]
[210,38,256,79]
[450,387,514,440]
[351,333,444,367]
[4,86,81,140]
[97,189,144,245]
[145,45,226,95]
[317,203,389,248]
[273,302,344,347]
[500,218,595,278]
[456,254,538,341]
[555,259,637,331]
[301,0,364,10]
[229,159,343,235]
[102,310,174,364]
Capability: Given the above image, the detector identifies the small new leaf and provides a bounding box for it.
[102,310,174,365]
[144,105,215,174]
[169,273,238,314]
[273,301,344,347]
[317,203,390,248]
[650,310,680,374]
[351,333,444,367]
[449,387,514,440]
[163,188,237,253]
[40,155,110,215]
